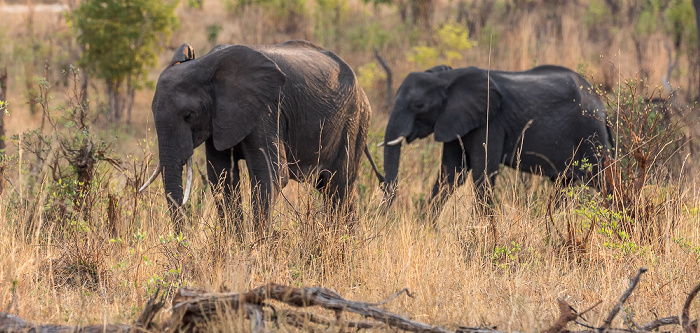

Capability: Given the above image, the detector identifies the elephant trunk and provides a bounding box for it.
[383,144,401,195]
[162,163,185,228]
[382,134,403,206]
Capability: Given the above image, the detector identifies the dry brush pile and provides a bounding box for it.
[1,269,698,332]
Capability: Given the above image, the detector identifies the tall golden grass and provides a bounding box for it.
[0,0,698,331]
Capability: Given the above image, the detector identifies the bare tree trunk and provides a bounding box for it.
[0,66,6,153]
[107,81,123,121]
[25,4,38,115]
[397,0,408,23]
[0,66,6,195]
[455,0,468,24]
[126,76,135,126]
[693,0,700,100]
[373,49,392,111]
[411,0,433,30]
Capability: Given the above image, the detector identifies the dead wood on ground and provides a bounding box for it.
[0,268,697,332]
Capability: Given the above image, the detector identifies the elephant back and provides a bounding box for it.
[254,41,359,94]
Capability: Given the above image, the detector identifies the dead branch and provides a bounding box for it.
[640,316,681,331]
[133,288,167,331]
[274,308,386,330]
[542,298,579,333]
[167,283,452,333]
[682,281,700,333]
[373,48,393,109]
[456,326,504,333]
[0,275,697,333]
[601,268,648,331]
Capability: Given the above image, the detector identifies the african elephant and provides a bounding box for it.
[380,65,611,218]
[140,40,380,233]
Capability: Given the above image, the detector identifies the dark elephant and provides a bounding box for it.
[140,40,380,233]
[380,65,611,218]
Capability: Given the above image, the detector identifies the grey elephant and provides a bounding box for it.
[140,40,381,233]
[380,64,611,218]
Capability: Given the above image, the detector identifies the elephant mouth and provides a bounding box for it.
[406,132,420,144]
[380,130,421,146]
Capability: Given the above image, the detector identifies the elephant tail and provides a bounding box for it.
[364,145,386,185]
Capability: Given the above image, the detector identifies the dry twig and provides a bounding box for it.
[601,268,648,331]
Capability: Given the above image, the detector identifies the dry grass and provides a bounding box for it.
[0,0,699,331]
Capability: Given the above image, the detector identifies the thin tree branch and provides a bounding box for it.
[373,48,393,109]
[600,268,648,331]
[682,281,700,333]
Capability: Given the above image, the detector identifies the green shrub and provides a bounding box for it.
[407,22,475,68]
[356,62,387,92]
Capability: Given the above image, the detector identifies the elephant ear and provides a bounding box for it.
[211,45,286,150]
[171,43,196,66]
[433,68,502,142]
[425,64,452,73]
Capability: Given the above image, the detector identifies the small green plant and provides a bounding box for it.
[14,67,116,224]
[356,62,387,92]
[313,0,349,48]
[407,46,440,68]
[186,0,203,9]
[347,21,393,52]
[583,0,612,29]
[146,265,184,295]
[674,237,700,262]
[492,241,521,269]
[407,22,475,68]
[601,79,684,243]
[206,24,222,46]
[0,100,7,115]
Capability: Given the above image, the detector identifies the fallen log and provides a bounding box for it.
[1,268,697,333]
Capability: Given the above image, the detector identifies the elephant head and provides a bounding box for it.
[140,43,286,219]
[381,66,501,202]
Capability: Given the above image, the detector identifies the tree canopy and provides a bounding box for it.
[69,0,179,121]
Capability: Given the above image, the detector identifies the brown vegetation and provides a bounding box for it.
[0,0,698,331]
[1,270,698,332]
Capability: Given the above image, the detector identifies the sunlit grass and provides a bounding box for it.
[0,0,699,331]
[1,126,698,331]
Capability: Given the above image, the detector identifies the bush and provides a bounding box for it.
[11,67,121,230]
[600,79,687,245]
[407,22,475,68]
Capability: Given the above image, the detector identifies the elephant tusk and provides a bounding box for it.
[139,163,162,192]
[386,136,406,146]
[377,141,385,147]
[182,157,193,205]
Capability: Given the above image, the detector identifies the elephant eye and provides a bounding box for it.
[184,112,194,122]
[412,102,426,111]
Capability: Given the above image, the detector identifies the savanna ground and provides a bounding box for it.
[0,0,699,331]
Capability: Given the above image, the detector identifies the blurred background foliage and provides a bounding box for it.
[0,0,698,122]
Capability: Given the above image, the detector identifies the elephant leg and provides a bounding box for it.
[242,139,287,237]
[320,168,357,224]
[205,138,243,235]
[468,126,504,216]
[316,138,363,228]
[426,140,469,225]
